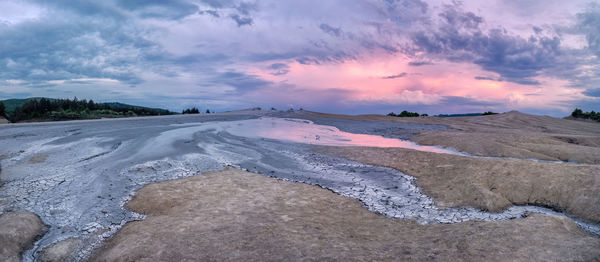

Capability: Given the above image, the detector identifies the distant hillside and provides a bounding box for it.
[102,102,171,115]
[0,98,170,114]
[0,97,175,123]
[1,97,51,114]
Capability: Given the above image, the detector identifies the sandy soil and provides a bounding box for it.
[304,111,600,164]
[320,146,600,224]
[0,211,45,262]
[92,168,599,262]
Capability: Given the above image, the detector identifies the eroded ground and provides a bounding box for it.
[92,169,600,262]
[320,146,600,223]
[1,110,599,261]
[302,111,600,163]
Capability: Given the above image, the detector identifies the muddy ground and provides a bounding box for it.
[92,168,600,262]
[0,211,45,262]
[320,146,600,223]
[302,111,600,164]
[1,110,599,261]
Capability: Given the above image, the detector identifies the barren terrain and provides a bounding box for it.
[92,169,600,262]
[304,111,600,164]
[0,110,599,261]
[321,146,600,223]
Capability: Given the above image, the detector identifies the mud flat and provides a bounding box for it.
[92,168,600,261]
[320,146,600,224]
[1,111,599,261]
[302,111,600,164]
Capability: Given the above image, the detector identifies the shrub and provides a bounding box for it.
[571,108,600,121]
[387,110,422,117]
[482,111,498,115]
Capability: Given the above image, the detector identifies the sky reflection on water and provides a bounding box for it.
[217,117,465,155]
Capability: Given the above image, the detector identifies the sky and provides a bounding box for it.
[0,0,598,116]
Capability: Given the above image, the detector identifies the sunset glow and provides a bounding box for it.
[0,0,598,116]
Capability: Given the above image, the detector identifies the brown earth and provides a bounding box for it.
[320,146,600,223]
[28,154,49,164]
[0,117,8,124]
[304,111,600,164]
[92,168,600,262]
[38,238,81,262]
[0,211,46,262]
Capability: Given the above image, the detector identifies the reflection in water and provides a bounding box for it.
[203,117,466,155]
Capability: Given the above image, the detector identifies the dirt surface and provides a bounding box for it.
[0,211,45,262]
[92,168,600,262]
[320,146,600,224]
[304,111,600,164]
[0,117,8,124]
[28,154,48,164]
[38,238,81,262]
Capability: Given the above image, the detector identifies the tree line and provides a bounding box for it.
[387,110,428,117]
[0,97,174,123]
[0,102,5,119]
[182,108,212,114]
[571,108,600,122]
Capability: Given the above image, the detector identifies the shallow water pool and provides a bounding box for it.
[173,117,467,155]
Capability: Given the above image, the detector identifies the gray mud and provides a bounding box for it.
[281,112,447,140]
[0,112,598,261]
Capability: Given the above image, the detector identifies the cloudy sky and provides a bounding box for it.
[0,0,598,116]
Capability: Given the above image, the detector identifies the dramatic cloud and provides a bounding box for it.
[408,61,433,66]
[268,63,290,76]
[383,73,408,79]
[0,0,597,115]
[319,24,342,37]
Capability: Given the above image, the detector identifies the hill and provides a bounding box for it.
[0,98,170,115]
[0,97,174,123]
[1,97,51,114]
[102,102,171,115]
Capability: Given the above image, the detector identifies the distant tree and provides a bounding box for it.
[271,107,277,111]
[398,110,420,117]
[0,102,5,118]
[571,108,583,117]
[482,111,498,115]
[571,108,600,122]
[205,109,211,114]
[88,100,96,110]
[387,111,421,117]
[182,107,200,114]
